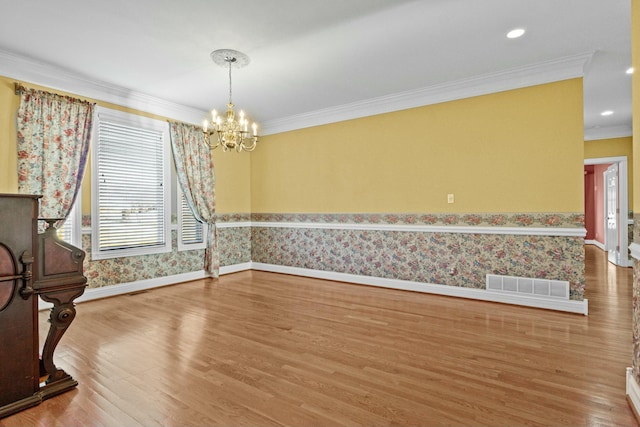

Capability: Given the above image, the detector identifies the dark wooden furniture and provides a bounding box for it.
[0,194,87,418]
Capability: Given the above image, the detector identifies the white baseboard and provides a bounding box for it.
[38,263,252,310]
[220,262,252,275]
[38,261,588,315]
[585,239,606,251]
[251,263,589,315]
[627,368,640,419]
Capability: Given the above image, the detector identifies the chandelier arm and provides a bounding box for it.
[228,60,233,105]
[205,129,220,151]
[241,137,257,152]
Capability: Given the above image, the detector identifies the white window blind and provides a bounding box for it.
[56,222,73,243]
[55,194,82,247]
[177,186,207,251]
[57,221,73,243]
[91,108,171,259]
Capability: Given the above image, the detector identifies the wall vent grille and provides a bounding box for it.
[486,274,569,300]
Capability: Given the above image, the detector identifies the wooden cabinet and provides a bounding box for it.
[0,194,87,418]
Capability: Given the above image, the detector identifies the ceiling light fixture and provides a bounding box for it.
[506,28,525,39]
[203,49,258,152]
[601,110,614,116]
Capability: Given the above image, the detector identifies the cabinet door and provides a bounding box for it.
[0,195,39,407]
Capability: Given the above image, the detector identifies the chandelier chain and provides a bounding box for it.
[227,59,233,105]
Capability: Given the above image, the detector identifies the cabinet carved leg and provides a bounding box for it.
[37,287,85,397]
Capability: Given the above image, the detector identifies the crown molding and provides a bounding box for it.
[584,124,633,141]
[1,48,594,135]
[261,51,595,135]
[0,49,205,125]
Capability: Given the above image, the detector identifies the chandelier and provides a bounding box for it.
[203,49,258,152]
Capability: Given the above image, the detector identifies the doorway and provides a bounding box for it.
[584,156,631,267]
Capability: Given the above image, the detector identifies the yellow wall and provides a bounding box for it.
[211,149,251,214]
[585,136,633,159]
[634,0,640,214]
[0,78,19,193]
[251,79,584,214]
[1,76,585,216]
[0,75,250,214]
[585,136,634,209]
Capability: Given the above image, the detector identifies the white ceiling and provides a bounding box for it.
[0,0,632,139]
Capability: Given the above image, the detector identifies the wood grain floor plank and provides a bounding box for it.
[0,245,637,426]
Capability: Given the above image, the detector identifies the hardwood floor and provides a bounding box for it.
[1,245,637,426]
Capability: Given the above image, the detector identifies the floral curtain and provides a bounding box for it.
[16,87,94,229]
[169,122,219,277]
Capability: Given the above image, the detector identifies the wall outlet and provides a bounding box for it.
[447,194,454,204]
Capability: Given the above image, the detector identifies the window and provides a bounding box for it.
[91,107,171,260]
[56,193,82,248]
[177,184,207,251]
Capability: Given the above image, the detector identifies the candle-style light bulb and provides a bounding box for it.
[252,122,257,136]
[203,120,208,131]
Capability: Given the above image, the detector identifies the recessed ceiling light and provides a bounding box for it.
[601,110,614,116]
[627,67,635,74]
[506,28,525,39]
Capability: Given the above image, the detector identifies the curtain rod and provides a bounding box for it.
[13,82,96,106]
[14,82,26,95]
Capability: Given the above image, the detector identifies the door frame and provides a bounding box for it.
[604,163,619,264]
[584,156,631,267]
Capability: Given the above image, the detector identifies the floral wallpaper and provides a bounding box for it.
[217,226,252,266]
[252,225,585,300]
[82,231,203,288]
[79,212,585,304]
[80,215,251,289]
[217,213,251,223]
